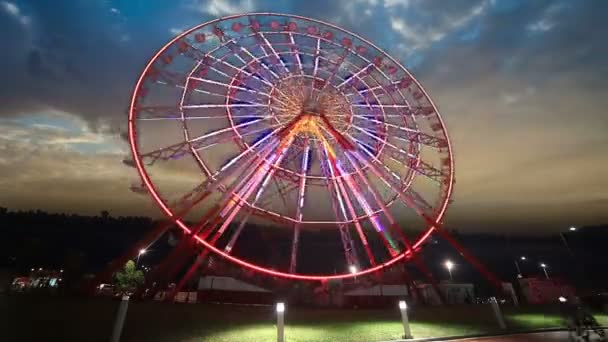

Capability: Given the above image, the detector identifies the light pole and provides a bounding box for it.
[514,256,526,278]
[560,227,576,257]
[276,302,285,342]
[540,263,549,279]
[136,248,146,266]
[445,260,454,281]
[398,300,412,339]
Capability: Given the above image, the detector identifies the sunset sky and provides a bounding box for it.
[1,0,607,233]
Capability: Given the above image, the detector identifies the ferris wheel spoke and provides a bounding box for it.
[313,139,360,270]
[310,37,322,96]
[341,152,412,249]
[349,125,446,184]
[238,43,281,80]
[349,149,436,218]
[188,76,271,98]
[205,53,273,89]
[353,115,448,149]
[258,31,290,74]
[333,154,399,257]
[288,32,304,74]
[336,62,373,89]
[288,140,310,273]
[321,142,377,267]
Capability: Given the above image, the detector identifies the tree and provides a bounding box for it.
[113,260,144,295]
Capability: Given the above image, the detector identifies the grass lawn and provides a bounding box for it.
[1,294,605,342]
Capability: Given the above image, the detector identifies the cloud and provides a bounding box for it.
[389,1,487,54]
[0,1,607,232]
[190,0,256,16]
[1,1,29,26]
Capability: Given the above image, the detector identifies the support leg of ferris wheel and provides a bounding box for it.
[341,151,446,303]
[348,149,504,295]
[119,124,287,294]
[168,142,294,300]
[139,135,286,298]
[163,125,302,293]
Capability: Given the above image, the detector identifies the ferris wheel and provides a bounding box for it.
[127,13,455,281]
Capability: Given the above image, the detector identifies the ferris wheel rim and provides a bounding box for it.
[128,12,455,280]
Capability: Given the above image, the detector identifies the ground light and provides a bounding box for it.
[276,302,285,342]
[398,300,412,339]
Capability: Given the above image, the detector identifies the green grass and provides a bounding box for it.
[1,294,606,342]
[506,313,566,329]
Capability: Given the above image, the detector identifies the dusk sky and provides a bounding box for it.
[1,0,607,234]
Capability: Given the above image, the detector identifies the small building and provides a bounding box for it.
[518,277,575,304]
[195,276,273,304]
[416,282,475,305]
[344,283,409,308]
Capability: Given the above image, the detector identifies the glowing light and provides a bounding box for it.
[38,268,43,271]
[520,256,526,261]
[540,263,547,268]
[558,296,567,303]
[445,260,454,270]
[349,265,357,274]
[30,268,34,272]
[276,302,285,313]
[139,249,146,255]
[399,300,407,310]
[569,226,577,231]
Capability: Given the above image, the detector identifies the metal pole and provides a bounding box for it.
[560,233,574,256]
[542,267,550,279]
[514,260,522,277]
[399,301,412,339]
[448,268,453,281]
[490,297,506,330]
[110,295,130,342]
[276,303,285,342]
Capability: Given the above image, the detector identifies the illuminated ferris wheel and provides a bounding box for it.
[127,13,455,281]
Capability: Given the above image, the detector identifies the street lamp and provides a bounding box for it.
[520,256,526,261]
[398,300,412,339]
[540,263,549,279]
[349,265,357,274]
[569,226,577,232]
[136,248,146,266]
[276,302,285,342]
[445,260,454,281]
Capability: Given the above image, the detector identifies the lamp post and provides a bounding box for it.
[540,263,549,279]
[445,260,454,281]
[514,256,526,278]
[276,302,285,342]
[560,227,576,257]
[398,300,412,339]
[136,248,146,266]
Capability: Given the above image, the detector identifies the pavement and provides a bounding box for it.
[427,330,606,341]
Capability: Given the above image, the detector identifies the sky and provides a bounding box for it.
[0,0,607,234]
